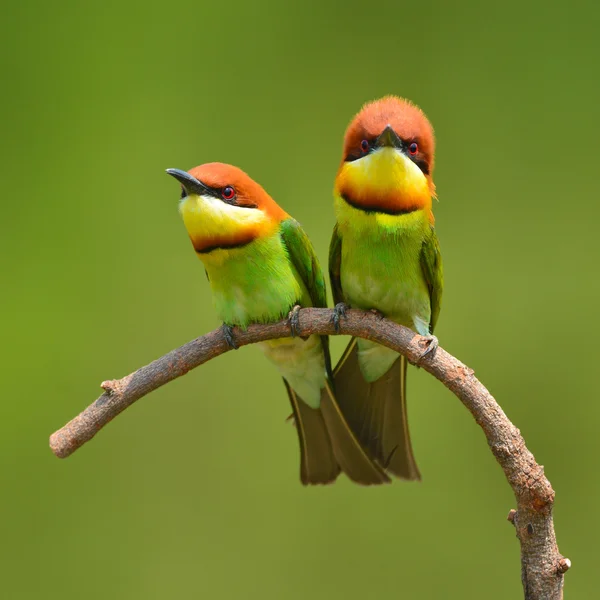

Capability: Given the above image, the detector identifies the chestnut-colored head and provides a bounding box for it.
[336,96,436,216]
[167,162,287,255]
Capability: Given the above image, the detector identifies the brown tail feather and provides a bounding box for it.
[319,380,390,485]
[284,379,390,486]
[285,380,340,485]
[333,340,421,481]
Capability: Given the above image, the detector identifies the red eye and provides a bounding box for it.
[222,186,235,200]
[409,142,418,155]
[360,139,369,153]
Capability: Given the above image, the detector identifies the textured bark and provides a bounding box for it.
[49,308,569,598]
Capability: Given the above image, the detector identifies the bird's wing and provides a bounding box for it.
[280,217,333,377]
[328,223,344,305]
[279,218,327,309]
[420,227,443,333]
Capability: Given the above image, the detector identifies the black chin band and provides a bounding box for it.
[195,239,254,254]
[340,193,421,216]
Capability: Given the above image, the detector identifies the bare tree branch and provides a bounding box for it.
[49,308,569,599]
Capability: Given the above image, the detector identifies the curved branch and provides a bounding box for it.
[49,308,569,599]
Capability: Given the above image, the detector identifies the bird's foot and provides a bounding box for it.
[416,335,438,366]
[331,302,349,333]
[222,323,238,349]
[287,304,302,337]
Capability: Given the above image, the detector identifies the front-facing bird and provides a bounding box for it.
[329,96,443,480]
[167,162,388,486]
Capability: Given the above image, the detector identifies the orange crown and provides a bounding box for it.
[341,96,435,178]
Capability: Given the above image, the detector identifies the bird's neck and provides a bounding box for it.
[334,192,432,238]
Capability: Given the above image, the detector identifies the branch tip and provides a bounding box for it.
[558,558,571,573]
[507,509,517,524]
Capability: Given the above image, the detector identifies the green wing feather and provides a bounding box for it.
[280,218,333,374]
[328,224,344,305]
[280,218,327,310]
[419,227,443,333]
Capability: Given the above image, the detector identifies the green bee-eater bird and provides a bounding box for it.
[329,96,443,480]
[167,162,389,486]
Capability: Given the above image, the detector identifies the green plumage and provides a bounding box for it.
[329,202,443,480]
[204,224,305,329]
[279,219,328,317]
[419,231,443,333]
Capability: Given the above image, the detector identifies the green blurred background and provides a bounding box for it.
[2,0,598,597]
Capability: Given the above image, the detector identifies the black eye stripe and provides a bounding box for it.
[411,157,430,175]
[343,136,430,175]
[344,153,363,162]
[217,186,258,209]
[345,138,376,162]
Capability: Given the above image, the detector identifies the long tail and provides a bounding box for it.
[285,379,390,486]
[333,339,421,481]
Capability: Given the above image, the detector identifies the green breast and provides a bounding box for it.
[337,203,431,332]
[335,202,433,382]
[199,229,325,407]
[201,231,305,328]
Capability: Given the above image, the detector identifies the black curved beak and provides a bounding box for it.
[166,168,212,196]
[375,125,403,149]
